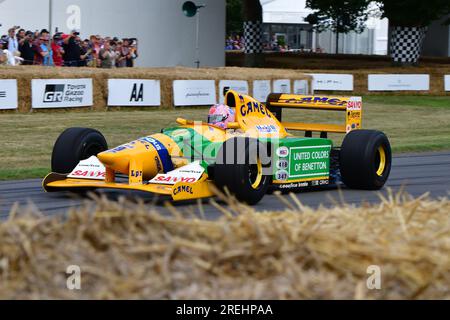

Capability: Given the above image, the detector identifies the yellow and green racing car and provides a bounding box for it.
[43,90,392,205]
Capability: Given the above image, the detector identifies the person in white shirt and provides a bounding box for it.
[7,28,19,55]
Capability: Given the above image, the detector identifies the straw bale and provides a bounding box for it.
[0,66,312,113]
[0,190,448,300]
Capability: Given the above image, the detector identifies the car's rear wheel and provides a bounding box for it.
[340,130,392,190]
[214,138,272,205]
[51,128,108,174]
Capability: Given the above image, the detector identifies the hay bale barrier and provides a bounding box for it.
[0,66,311,113]
[0,191,448,300]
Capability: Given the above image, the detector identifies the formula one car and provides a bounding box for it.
[43,90,392,205]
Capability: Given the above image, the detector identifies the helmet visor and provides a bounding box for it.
[208,114,228,124]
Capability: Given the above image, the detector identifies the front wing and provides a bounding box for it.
[43,173,216,201]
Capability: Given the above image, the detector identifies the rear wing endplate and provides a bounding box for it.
[266,94,363,135]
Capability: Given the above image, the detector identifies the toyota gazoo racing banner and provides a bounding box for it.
[32,79,93,109]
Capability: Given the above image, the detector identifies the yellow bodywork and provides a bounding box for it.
[266,94,363,134]
[43,173,215,201]
[43,90,364,202]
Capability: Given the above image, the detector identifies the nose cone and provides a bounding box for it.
[97,151,130,175]
[97,141,163,180]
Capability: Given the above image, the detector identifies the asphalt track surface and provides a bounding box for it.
[1,152,450,220]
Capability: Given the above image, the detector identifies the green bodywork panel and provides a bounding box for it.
[268,138,333,183]
[162,127,333,183]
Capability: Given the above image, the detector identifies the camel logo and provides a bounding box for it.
[43,84,65,103]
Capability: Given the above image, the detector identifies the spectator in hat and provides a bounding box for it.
[63,30,81,67]
[40,29,50,39]
[51,33,64,67]
[19,31,35,65]
[40,35,53,66]
[7,28,20,55]
[32,36,47,65]
[17,29,26,42]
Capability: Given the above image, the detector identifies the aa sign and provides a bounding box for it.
[108,79,161,107]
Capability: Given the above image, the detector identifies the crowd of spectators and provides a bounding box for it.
[225,34,325,53]
[0,26,138,68]
[225,35,245,51]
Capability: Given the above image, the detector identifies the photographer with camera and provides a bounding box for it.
[18,31,35,65]
[63,30,81,67]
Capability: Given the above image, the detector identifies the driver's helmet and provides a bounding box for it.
[207,104,235,129]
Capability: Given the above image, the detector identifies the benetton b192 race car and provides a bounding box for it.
[43,90,392,205]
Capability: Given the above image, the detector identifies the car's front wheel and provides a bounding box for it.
[214,138,272,205]
[51,128,108,174]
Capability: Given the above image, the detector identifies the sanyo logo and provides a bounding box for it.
[66,4,81,31]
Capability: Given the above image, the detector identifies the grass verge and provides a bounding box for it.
[0,191,448,299]
[0,96,449,180]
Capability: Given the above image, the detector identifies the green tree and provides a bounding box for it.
[227,0,244,35]
[378,0,450,64]
[378,0,450,27]
[305,0,372,54]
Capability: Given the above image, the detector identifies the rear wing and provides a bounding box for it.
[266,94,362,136]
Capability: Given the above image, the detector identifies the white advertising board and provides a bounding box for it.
[368,74,430,91]
[219,80,249,103]
[32,79,93,109]
[309,74,354,91]
[173,80,217,106]
[294,80,310,95]
[0,80,18,110]
[108,79,161,106]
[253,80,272,103]
[273,79,291,94]
[445,75,450,92]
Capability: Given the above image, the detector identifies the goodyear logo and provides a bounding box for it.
[240,102,273,118]
[173,185,194,196]
[282,97,348,106]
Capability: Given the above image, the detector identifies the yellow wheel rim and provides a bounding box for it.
[251,158,263,189]
[376,146,387,177]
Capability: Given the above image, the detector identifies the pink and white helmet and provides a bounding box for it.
[207,104,235,129]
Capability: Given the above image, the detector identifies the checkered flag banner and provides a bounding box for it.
[244,21,263,54]
[390,26,428,64]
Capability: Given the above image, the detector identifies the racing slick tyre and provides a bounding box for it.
[340,130,392,190]
[51,128,108,174]
[214,137,272,205]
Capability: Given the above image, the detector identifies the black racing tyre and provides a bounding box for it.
[214,137,272,205]
[51,128,108,174]
[340,130,392,190]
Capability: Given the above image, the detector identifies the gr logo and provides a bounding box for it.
[44,84,65,103]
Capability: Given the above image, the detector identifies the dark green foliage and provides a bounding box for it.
[378,0,450,27]
[227,0,244,35]
[305,0,372,34]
